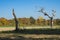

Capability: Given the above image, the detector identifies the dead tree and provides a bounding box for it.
[38,8,56,28]
[12,9,19,31]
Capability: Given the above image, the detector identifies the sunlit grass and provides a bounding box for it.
[0,26,60,40]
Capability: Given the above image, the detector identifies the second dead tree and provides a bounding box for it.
[38,8,56,28]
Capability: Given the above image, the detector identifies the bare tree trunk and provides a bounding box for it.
[12,9,19,31]
[51,17,53,28]
[15,18,19,31]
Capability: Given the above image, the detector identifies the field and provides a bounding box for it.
[0,26,60,31]
[0,26,60,40]
[0,33,60,40]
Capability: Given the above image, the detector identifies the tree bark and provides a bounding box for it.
[12,9,19,31]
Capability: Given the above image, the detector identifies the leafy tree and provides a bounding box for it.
[0,18,8,26]
[37,19,40,25]
[38,16,45,25]
[56,19,60,25]
[30,16,35,25]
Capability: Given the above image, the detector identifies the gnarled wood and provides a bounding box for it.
[12,9,19,31]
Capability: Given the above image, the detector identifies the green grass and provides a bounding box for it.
[0,29,60,40]
[0,27,60,40]
[0,28,60,35]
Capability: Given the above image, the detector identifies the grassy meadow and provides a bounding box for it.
[0,26,60,40]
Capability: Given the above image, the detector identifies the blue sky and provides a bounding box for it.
[0,0,60,19]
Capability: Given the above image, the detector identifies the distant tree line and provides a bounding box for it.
[0,17,60,26]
